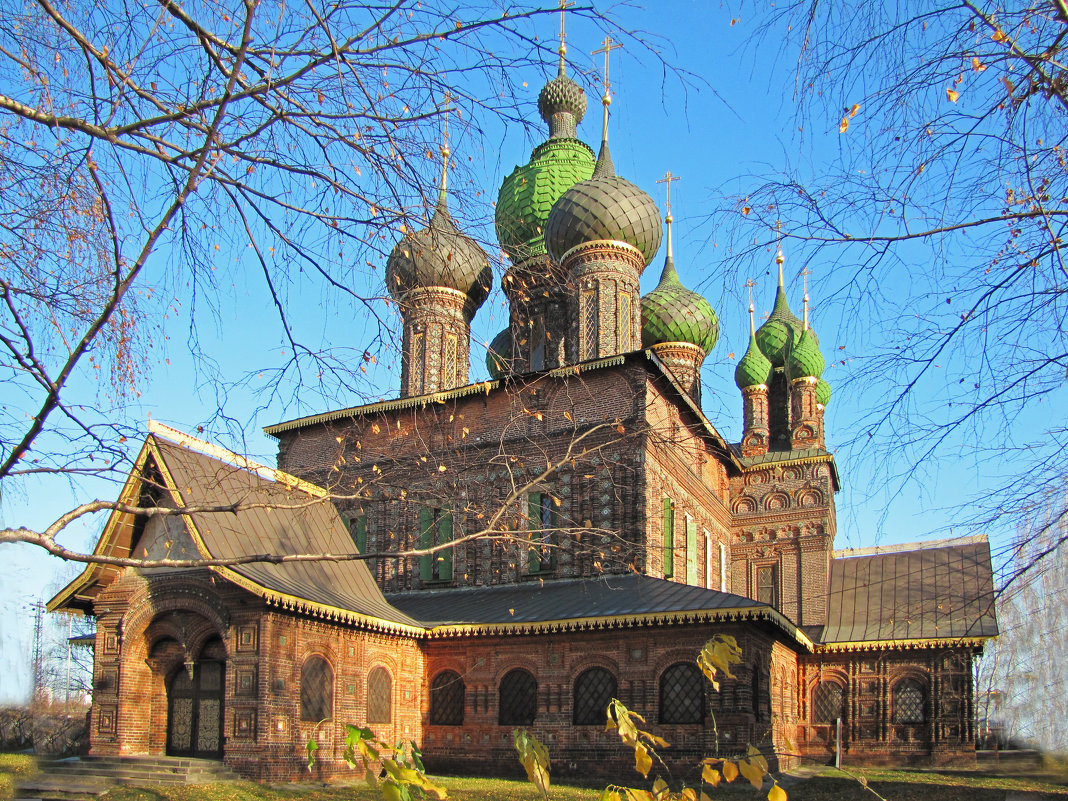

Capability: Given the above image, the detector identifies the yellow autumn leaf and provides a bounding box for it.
[839,116,849,133]
[635,743,653,777]
[738,757,764,790]
[722,760,739,783]
[992,28,1007,42]
[946,88,959,102]
[972,57,986,72]
[701,764,721,786]
[768,782,788,801]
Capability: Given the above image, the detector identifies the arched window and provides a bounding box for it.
[893,678,926,724]
[300,656,334,722]
[499,669,538,726]
[659,662,705,724]
[812,681,845,724]
[367,666,392,725]
[429,670,465,726]
[573,667,617,726]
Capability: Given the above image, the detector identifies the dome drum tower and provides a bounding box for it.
[561,240,645,363]
[396,286,475,397]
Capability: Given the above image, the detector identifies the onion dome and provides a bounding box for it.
[816,377,832,406]
[640,216,719,353]
[735,328,773,390]
[755,284,803,366]
[496,54,596,262]
[386,191,492,310]
[496,139,595,262]
[786,328,825,379]
[486,329,513,379]
[544,141,662,266]
[538,65,588,136]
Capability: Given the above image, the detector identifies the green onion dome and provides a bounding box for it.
[496,63,596,262]
[543,142,663,268]
[816,377,832,406]
[495,139,596,262]
[786,328,825,379]
[386,194,492,311]
[486,329,513,380]
[754,283,805,366]
[640,256,719,354]
[735,330,773,390]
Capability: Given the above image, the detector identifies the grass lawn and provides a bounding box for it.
[93,765,1068,801]
[0,754,36,801]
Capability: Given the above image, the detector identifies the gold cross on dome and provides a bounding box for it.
[592,35,623,99]
[657,171,681,216]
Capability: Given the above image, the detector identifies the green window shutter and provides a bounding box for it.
[686,517,698,585]
[663,498,675,578]
[528,492,542,573]
[438,511,453,580]
[352,514,368,553]
[419,507,434,581]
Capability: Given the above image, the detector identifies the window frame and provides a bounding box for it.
[429,670,465,726]
[658,662,706,724]
[498,668,538,726]
[573,666,618,726]
[300,655,334,723]
[367,666,393,725]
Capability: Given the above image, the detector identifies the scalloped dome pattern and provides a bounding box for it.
[386,202,492,309]
[640,259,719,354]
[735,333,773,389]
[787,329,825,379]
[544,160,663,266]
[816,377,832,406]
[538,72,587,126]
[495,138,596,261]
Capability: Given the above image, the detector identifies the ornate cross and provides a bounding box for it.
[657,171,680,216]
[592,35,623,100]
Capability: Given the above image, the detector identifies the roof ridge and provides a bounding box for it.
[148,420,326,497]
[832,534,988,559]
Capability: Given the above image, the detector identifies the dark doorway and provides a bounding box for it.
[166,640,225,758]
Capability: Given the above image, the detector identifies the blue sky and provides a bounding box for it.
[0,1,1051,703]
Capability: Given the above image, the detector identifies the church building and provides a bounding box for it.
[50,31,997,783]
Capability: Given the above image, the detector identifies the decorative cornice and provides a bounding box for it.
[817,636,992,652]
[424,605,815,651]
[560,238,644,268]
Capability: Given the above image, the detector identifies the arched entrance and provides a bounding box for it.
[165,637,225,758]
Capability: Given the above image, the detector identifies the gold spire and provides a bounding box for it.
[592,35,622,144]
[774,220,785,288]
[657,171,680,260]
[437,93,452,204]
[745,278,757,336]
[801,266,811,330]
[557,0,573,74]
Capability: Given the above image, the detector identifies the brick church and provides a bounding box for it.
[51,35,996,783]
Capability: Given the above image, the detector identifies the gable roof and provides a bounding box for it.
[387,573,813,649]
[819,535,997,648]
[49,423,422,633]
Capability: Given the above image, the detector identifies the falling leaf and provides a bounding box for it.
[946,88,959,102]
[839,117,849,133]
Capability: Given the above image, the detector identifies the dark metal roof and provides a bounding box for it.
[149,436,422,631]
[822,536,997,645]
[385,573,811,648]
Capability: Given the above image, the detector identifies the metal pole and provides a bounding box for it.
[65,616,72,716]
[835,716,842,768]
